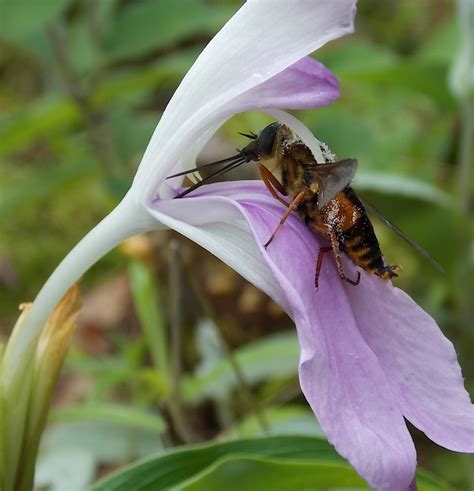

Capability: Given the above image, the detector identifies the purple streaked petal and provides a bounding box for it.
[148,181,417,490]
[147,186,290,314]
[233,56,340,111]
[238,201,416,491]
[345,277,474,452]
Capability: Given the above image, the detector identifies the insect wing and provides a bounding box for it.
[311,158,358,209]
[359,197,444,273]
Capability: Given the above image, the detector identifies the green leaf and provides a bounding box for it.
[0,50,195,159]
[182,332,299,403]
[36,448,95,491]
[41,421,163,465]
[103,0,232,60]
[417,470,455,491]
[342,61,455,109]
[226,406,325,439]
[89,435,452,491]
[354,171,455,209]
[0,97,80,157]
[109,108,156,166]
[50,403,166,435]
[92,49,199,107]
[179,456,368,491]
[89,435,340,491]
[318,39,398,73]
[0,160,96,219]
[0,0,70,40]
[416,17,458,65]
[129,261,170,388]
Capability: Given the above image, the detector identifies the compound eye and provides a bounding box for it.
[257,122,278,156]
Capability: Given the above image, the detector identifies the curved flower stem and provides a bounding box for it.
[183,256,269,434]
[167,241,196,443]
[3,196,156,391]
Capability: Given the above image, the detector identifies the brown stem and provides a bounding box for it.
[167,241,196,443]
[46,25,116,176]
[183,251,269,434]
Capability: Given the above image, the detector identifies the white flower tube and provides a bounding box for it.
[8,0,355,375]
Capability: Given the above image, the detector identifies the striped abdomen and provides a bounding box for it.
[318,187,398,280]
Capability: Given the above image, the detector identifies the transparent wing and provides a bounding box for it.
[312,158,358,209]
[359,196,444,273]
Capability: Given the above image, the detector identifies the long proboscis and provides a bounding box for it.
[174,156,248,198]
[166,153,243,180]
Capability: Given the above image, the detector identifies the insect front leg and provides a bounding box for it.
[313,224,360,289]
[263,191,306,249]
[258,164,289,207]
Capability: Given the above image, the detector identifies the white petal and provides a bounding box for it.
[132,0,356,199]
[147,193,290,313]
[267,109,326,163]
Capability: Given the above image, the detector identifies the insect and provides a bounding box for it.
[167,122,442,289]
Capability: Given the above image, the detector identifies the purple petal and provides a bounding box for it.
[148,181,417,490]
[234,56,340,110]
[344,275,474,452]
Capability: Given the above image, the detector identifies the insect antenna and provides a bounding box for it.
[166,153,243,179]
[175,156,247,198]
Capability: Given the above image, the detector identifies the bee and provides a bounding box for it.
[167,122,442,289]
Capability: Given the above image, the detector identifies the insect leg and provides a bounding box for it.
[314,224,361,288]
[264,191,306,249]
[259,164,289,207]
[314,246,332,290]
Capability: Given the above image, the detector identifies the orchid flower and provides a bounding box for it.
[6,1,474,490]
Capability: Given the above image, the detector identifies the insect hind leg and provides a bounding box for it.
[314,246,331,290]
[314,225,360,290]
[376,264,402,280]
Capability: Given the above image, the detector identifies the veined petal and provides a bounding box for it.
[345,278,474,452]
[147,186,290,313]
[233,56,340,111]
[132,0,356,198]
[148,181,416,491]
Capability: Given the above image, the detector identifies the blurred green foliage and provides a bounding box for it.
[0,0,473,490]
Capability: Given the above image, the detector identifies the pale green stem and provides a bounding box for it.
[3,194,156,405]
[1,195,155,490]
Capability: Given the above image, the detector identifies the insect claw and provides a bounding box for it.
[343,271,361,286]
[392,264,403,273]
[354,271,361,285]
[263,237,273,249]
